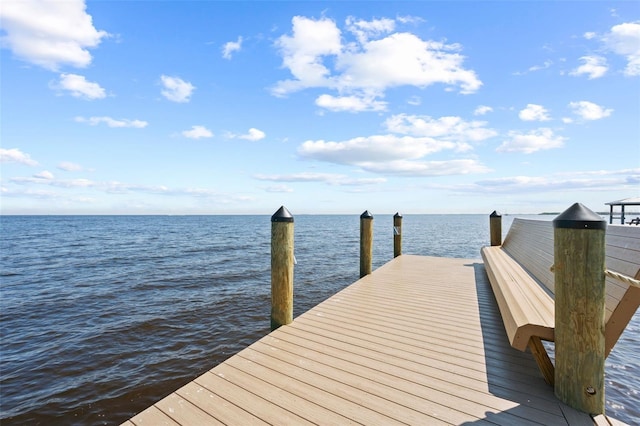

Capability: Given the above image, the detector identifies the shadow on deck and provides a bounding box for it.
[469,262,592,425]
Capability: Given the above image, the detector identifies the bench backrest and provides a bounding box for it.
[502,219,555,294]
[502,218,640,356]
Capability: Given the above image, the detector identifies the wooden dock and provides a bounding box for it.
[123,255,622,425]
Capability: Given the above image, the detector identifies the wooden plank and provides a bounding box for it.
[174,381,267,425]
[194,370,314,425]
[592,414,611,426]
[155,393,224,425]
[558,403,596,425]
[236,345,435,425]
[503,219,555,293]
[209,361,355,424]
[129,405,182,426]
[222,352,410,424]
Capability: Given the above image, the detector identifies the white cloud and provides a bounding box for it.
[570,56,608,79]
[222,36,243,59]
[34,170,54,180]
[332,176,387,186]
[384,114,497,145]
[11,176,95,188]
[5,173,257,207]
[295,113,493,177]
[497,128,566,154]
[75,116,148,128]
[227,128,266,141]
[182,125,213,139]
[345,16,395,44]
[407,96,421,106]
[465,168,640,194]
[602,22,640,76]
[335,32,482,94]
[272,16,342,96]
[58,161,84,171]
[568,101,613,120]
[315,94,387,112]
[272,16,481,109]
[528,60,553,72]
[473,105,493,116]
[514,60,554,75]
[0,0,109,70]
[518,104,551,122]
[264,185,294,193]
[358,159,490,176]
[256,172,344,183]
[298,135,453,165]
[396,15,425,25]
[53,73,106,99]
[160,75,195,103]
[0,148,39,166]
[254,172,386,186]
[239,128,266,141]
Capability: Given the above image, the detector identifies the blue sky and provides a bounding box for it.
[1,1,638,215]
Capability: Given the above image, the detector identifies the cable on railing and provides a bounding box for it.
[605,269,640,288]
[549,264,640,289]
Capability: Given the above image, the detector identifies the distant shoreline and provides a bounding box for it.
[1,212,639,217]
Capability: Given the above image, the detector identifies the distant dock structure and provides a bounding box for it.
[606,197,640,225]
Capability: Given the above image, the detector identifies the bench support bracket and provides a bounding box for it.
[528,336,555,386]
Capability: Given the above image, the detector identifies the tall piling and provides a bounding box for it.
[271,206,294,331]
[393,212,402,258]
[490,210,502,246]
[360,210,373,278]
[553,203,606,414]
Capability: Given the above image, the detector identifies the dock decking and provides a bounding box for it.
[123,255,611,425]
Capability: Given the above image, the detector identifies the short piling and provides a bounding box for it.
[271,206,294,331]
[553,203,606,414]
[490,210,502,246]
[360,210,373,277]
[393,213,402,258]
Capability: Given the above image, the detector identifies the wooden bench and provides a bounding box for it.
[481,218,640,385]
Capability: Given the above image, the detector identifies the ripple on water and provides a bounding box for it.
[1,215,638,425]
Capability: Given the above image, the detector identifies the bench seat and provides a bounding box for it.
[481,246,554,351]
[481,218,640,385]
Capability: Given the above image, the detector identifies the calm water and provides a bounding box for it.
[1,215,638,425]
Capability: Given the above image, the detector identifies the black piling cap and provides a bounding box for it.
[360,210,373,219]
[394,212,402,218]
[490,210,501,218]
[271,206,294,223]
[553,202,606,230]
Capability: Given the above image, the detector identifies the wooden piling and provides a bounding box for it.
[360,210,373,278]
[393,213,402,258]
[271,206,294,331]
[490,210,502,246]
[553,203,606,414]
